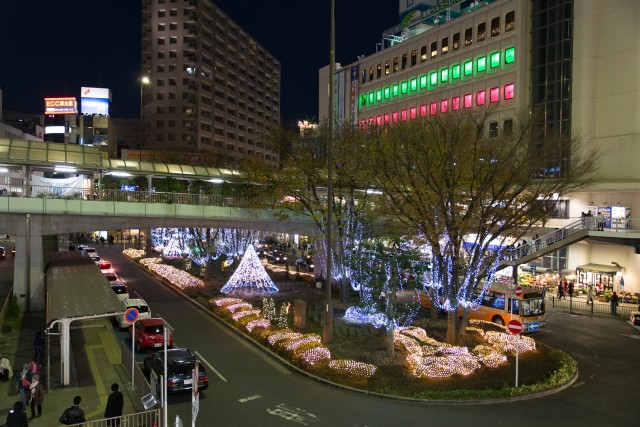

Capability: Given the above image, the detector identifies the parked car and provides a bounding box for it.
[90,255,102,262]
[110,282,129,301]
[103,272,120,283]
[118,298,151,328]
[266,250,287,264]
[83,247,97,257]
[129,318,174,351]
[0,247,5,260]
[295,257,314,272]
[631,311,640,326]
[144,348,208,393]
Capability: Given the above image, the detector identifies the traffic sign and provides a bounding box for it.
[528,321,539,331]
[515,286,523,297]
[124,308,139,324]
[508,319,523,334]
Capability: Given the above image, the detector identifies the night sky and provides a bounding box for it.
[0,0,399,127]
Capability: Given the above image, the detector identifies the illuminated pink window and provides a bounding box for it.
[476,90,486,105]
[441,99,448,113]
[401,109,407,121]
[410,107,417,119]
[376,115,382,126]
[490,87,499,103]
[392,111,398,123]
[384,113,390,124]
[464,93,472,108]
[430,102,437,115]
[420,104,427,117]
[452,97,460,110]
[504,83,514,99]
[369,117,375,126]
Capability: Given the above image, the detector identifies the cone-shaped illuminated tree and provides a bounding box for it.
[221,245,279,294]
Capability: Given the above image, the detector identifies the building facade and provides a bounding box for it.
[141,0,281,162]
[321,0,640,294]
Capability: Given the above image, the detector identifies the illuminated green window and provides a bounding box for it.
[392,84,399,97]
[440,68,449,83]
[505,47,515,63]
[477,56,486,72]
[410,78,417,91]
[429,71,438,86]
[451,64,461,79]
[368,92,374,103]
[376,89,382,102]
[490,52,500,68]
[419,75,427,88]
[401,81,408,94]
[384,87,390,99]
[464,60,473,76]
[360,95,367,107]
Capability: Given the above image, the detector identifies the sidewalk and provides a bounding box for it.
[0,309,145,425]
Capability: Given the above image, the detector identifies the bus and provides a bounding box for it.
[419,283,547,332]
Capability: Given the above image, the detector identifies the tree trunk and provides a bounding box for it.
[455,313,469,346]
[446,310,457,344]
[386,325,395,358]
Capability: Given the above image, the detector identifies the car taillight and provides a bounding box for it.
[167,379,179,386]
[200,375,208,383]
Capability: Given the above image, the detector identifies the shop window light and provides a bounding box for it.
[505,47,515,64]
[504,83,514,99]
[490,87,500,103]
[477,90,486,105]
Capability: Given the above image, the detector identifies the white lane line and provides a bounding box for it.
[194,350,227,382]
[266,403,318,426]
[238,394,262,403]
[572,382,585,388]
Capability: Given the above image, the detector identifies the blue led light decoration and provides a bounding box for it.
[221,245,279,294]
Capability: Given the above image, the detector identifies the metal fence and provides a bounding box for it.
[546,295,637,318]
[66,409,161,427]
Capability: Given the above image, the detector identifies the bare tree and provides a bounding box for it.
[366,109,598,345]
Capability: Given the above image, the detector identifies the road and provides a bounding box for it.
[99,245,639,426]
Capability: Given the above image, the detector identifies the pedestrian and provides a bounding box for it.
[14,364,32,409]
[586,283,594,304]
[596,212,605,230]
[0,353,12,382]
[105,383,124,426]
[557,282,565,299]
[568,281,574,297]
[5,401,28,427]
[28,374,43,420]
[563,278,569,296]
[610,291,620,315]
[28,358,39,376]
[108,234,114,246]
[59,396,86,425]
[32,332,44,365]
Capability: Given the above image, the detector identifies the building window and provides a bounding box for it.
[464,93,472,108]
[464,60,473,76]
[385,60,390,75]
[453,32,460,51]
[490,52,500,68]
[420,45,427,62]
[369,67,374,81]
[392,111,398,123]
[430,41,438,59]
[504,83,514,99]
[489,121,499,137]
[451,64,461,79]
[402,53,408,69]
[490,87,500,103]
[158,10,165,17]
[158,37,166,45]
[477,23,486,42]
[452,96,460,110]
[505,11,515,32]
[169,36,177,44]
[464,27,473,46]
[411,50,417,66]
[361,69,367,84]
[376,116,382,126]
[476,56,486,72]
[440,68,448,83]
[377,63,382,78]
[477,90,486,105]
[441,99,448,113]
[393,57,399,72]
[420,104,427,117]
[158,23,165,31]
[410,107,417,119]
[503,119,513,135]
[491,17,500,37]
[505,46,515,63]
[169,8,177,16]
[441,37,449,55]
[384,113,390,124]
[430,102,437,115]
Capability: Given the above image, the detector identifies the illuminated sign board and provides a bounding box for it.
[45,125,66,134]
[81,87,111,115]
[44,97,77,115]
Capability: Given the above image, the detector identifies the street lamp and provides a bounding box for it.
[140,75,151,148]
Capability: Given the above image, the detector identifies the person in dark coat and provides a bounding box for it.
[59,396,86,425]
[32,332,45,365]
[610,291,620,315]
[5,401,28,427]
[105,383,124,426]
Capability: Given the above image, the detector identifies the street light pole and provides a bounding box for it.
[322,0,335,344]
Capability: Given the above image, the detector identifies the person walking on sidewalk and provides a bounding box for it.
[28,374,43,420]
[105,383,124,426]
[5,401,28,427]
[610,291,620,315]
[557,282,565,300]
[586,284,594,304]
[14,364,32,409]
[59,396,86,425]
[32,332,45,366]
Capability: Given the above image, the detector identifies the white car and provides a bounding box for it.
[118,298,151,328]
[110,281,129,302]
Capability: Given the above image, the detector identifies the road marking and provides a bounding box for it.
[572,382,585,388]
[238,394,262,403]
[194,350,227,382]
[266,403,318,425]
[620,334,640,340]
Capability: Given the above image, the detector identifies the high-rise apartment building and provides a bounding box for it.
[141,0,281,162]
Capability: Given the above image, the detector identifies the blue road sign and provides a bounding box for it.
[124,308,139,324]
[528,321,539,331]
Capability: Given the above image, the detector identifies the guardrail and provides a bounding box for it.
[546,295,637,318]
[66,408,160,427]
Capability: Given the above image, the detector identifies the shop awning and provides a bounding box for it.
[576,263,620,273]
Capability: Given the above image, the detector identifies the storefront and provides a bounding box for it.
[576,263,622,293]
